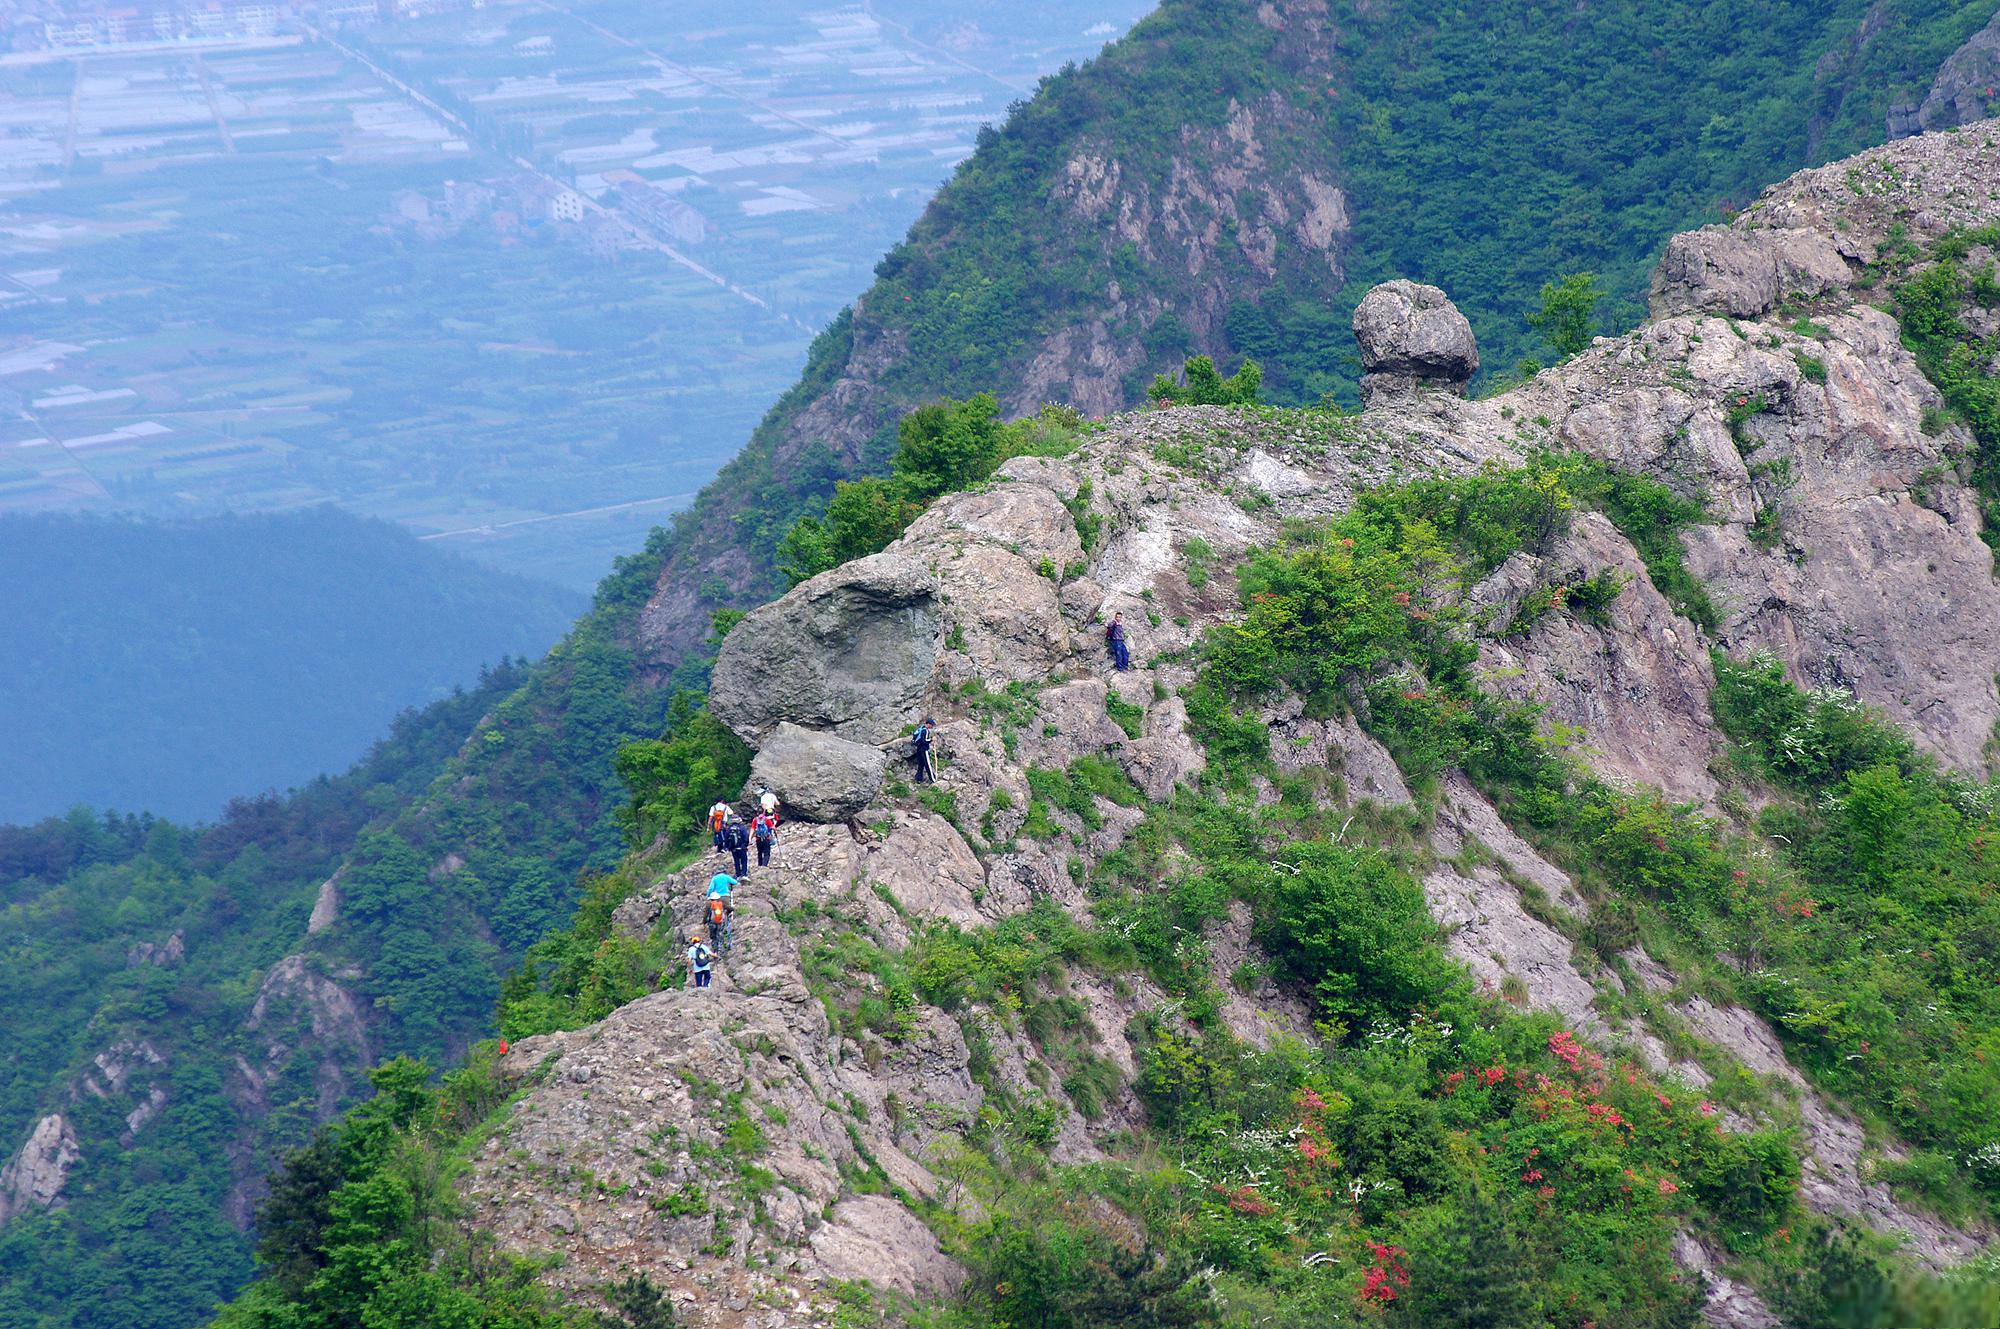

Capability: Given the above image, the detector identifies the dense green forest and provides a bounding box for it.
[0,669,525,1329]
[0,509,581,823]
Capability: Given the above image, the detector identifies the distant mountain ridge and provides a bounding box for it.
[0,508,582,823]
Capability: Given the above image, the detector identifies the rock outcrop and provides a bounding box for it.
[1352,278,1479,404]
[1894,8,2000,136]
[711,551,940,746]
[472,128,2000,1324]
[0,1115,79,1227]
[747,723,888,823]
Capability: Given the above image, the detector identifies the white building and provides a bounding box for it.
[548,189,585,223]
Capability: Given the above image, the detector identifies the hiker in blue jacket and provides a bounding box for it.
[911,716,936,784]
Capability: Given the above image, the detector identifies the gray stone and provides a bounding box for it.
[807,1196,965,1298]
[0,1115,79,1226]
[710,551,940,747]
[1647,226,1852,319]
[1915,10,2000,134]
[1351,279,1478,404]
[749,723,888,823]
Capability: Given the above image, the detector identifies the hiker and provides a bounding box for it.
[686,929,716,989]
[752,810,777,868]
[1106,612,1131,671]
[724,813,750,876]
[709,799,731,854]
[911,715,936,784]
[708,870,735,901]
[705,891,734,955]
[757,785,780,822]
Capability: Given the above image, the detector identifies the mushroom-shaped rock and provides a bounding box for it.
[749,723,888,823]
[1352,280,1478,405]
[710,550,940,746]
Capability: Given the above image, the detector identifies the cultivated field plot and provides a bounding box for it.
[0,0,1149,586]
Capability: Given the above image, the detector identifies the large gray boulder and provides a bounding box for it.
[1352,280,1478,405]
[749,723,888,823]
[1647,226,1852,319]
[710,551,940,746]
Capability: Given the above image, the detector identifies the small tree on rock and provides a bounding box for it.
[1528,271,1603,361]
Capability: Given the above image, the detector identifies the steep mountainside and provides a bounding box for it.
[220,126,2000,1329]
[632,0,2000,669]
[0,667,527,1328]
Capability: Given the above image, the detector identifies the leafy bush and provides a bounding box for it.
[1263,844,1465,1032]
[1148,355,1262,406]
[1527,271,1603,360]
[613,693,753,854]
[776,399,1086,585]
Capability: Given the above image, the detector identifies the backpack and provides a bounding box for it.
[754,817,774,843]
[708,898,728,925]
[912,723,930,748]
[690,943,713,968]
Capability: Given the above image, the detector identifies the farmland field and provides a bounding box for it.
[0,0,1151,587]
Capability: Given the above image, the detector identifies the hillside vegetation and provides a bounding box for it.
[0,669,526,1329]
[7,9,2000,1328]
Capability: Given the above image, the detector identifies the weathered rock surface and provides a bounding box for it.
[0,1115,79,1226]
[1913,9,2000,134]
[1352,278,1478,404]
[711,551,940,746]
[1477,513,1721,802]
[747,723,888,823]
[1575,125,2000,772]
[474,129,2000,1319]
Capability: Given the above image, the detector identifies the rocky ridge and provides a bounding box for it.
[466,127,2000,1326]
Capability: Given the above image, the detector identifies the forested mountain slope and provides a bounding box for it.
[0,509,580,824]
[218,124,2000,1329]
[0,668,527,1328]
[631,0,2000,668]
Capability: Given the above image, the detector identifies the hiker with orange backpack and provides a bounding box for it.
[705,893,734,956]
[708,800,730,854]
[707,871,736,955]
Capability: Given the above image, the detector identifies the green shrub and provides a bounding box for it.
[1149,355,1262,406]
[613,693,753,853]
[1181,535,1215,589]
[1263,844,1465,1031]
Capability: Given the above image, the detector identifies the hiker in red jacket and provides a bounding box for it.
[752,811,777,868]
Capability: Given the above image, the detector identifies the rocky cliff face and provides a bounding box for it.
[1892,8,2000,136]
[465,127,2000,1326]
